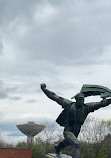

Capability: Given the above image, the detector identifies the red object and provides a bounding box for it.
[0,148,33,158]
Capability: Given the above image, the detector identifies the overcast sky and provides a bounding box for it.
[0,0,111,143]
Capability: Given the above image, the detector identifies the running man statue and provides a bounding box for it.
[41,83,111,158]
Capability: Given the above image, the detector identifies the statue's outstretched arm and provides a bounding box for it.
[86,98,111,112]
[40,83,72,108]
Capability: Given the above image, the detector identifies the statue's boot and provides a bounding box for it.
[72,145,80,158]
[55,144,61,155]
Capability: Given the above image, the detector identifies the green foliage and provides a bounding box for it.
[16,142,44,158]
[98,151,108,158]
[16,138,55,158]
[16,141,27,148]
[29,144,45,158]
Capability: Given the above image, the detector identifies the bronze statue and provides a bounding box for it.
[41,83,111,158]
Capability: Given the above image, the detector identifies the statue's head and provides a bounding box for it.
[74,93,84,107]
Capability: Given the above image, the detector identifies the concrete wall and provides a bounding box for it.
[0,148,33,158]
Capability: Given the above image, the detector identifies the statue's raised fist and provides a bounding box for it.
[41,83,46,89]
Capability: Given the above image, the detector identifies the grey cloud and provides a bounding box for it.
[9,96,21,101]
[6,87,18,93]
[0,81,8,99]
[0,80,19,99]
[0,0,42,24]
[0,122,17,133]
[0,0,111,82]
[0,41,3,55]
[0,112,4,119]
[0,122,24,138]
[0,1,111,83]
[0,91,8,99]
[26,99,37,103]
[3,0,110,66]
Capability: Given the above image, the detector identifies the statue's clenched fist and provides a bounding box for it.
[40,83,46,89]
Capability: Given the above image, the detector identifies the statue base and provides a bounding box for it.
[45,153,71,158]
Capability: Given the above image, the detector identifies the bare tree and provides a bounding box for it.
[79,116,111,158]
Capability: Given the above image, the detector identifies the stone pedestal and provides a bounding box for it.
[45,153,71,158]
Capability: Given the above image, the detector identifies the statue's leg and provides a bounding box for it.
[55,139,69,155]
[64,130,80,158]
